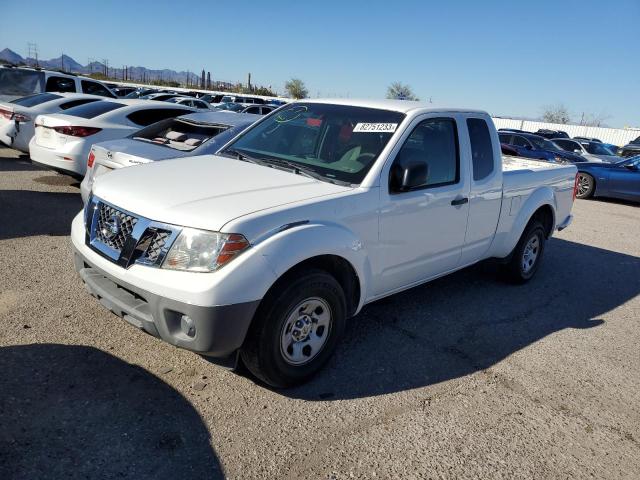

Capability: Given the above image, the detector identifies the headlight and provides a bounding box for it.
[162,228,249,272]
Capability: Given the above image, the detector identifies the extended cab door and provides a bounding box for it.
[376,115,471,295]
[460,116,503,264]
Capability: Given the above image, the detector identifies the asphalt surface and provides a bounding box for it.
[0,146,639,479]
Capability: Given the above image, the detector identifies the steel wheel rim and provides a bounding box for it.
[280,297,332,366]
[577,174,591,196]
[522,235,540,274]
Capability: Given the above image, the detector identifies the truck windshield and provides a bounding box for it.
[0,69,45,97]
[223,103,405,184]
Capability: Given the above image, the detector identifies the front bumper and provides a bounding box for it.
[557,214,573,231]
[74,247,260,357]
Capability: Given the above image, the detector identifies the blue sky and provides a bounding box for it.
[2,0,638,127]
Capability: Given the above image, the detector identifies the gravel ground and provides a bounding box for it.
[1,146,639,479]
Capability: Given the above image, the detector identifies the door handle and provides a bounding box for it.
[451,197,469,206]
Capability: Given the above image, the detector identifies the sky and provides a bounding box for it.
[2,0,639,127]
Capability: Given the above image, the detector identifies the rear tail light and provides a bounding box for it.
[87,150,95,168]
[0,108,13,120]
[14,113,31,122]
[573,173,579,201]
[53,126,102,137]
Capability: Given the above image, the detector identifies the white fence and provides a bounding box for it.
[491,117,639,147]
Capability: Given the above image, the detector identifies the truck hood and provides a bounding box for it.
[92,154,352,232]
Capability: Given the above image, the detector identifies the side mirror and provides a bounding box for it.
[574,149,582,153]
[624,163,638,171]
[391,161,429,192]
[525,144,533,150]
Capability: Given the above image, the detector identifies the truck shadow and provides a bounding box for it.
[0,190,82,240]
[287,238,640,400]
[0,344,224,480]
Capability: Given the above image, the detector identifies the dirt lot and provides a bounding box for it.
[1,146,639,479]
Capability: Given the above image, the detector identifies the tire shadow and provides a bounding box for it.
[0,344,224,479]
[284,238,640,400]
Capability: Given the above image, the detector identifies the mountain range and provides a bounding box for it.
[0,48,207,86]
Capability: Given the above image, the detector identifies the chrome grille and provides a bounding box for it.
[142,230,171,262]
[95,203,138,251]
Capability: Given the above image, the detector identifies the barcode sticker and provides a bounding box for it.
[353,123,398,133]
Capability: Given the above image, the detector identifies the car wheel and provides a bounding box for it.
[576,173,595,199]
[502,220,546,284]
[240,270,346,388]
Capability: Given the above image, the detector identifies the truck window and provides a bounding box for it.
[81,80,113,97]
[0,69,45,97]
[45,76,76,93]
[393,118,459,188]
[467,118,495,181]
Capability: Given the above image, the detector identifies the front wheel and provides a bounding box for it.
[502,221,546,284]
[240,270,346,388]
[576,173,595,199]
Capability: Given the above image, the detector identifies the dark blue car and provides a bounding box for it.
[576,156,640,202]
[498,132,584,163]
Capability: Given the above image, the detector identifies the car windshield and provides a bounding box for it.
[222,102,405,184]
[529,136,559,151]
[10,92,62,107]
[215,103,243,112]
[631,136,640,145]
[0,69,45,96]
[63,101,124,119]
[583,142,614,155]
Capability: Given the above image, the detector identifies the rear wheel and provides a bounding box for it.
[240,270,346,388]
[502,220,546,284]
[576,173,595,199]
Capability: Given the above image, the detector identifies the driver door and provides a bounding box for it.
[376,115,471,296]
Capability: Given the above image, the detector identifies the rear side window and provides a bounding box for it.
[392,118,459,189]
[63,101,124,119]
[10,93,61,107]
[127,108,190,127]
[81,80,113,97]
[59,98,100,110]
[45,76,76,93]
[467,118,495,181]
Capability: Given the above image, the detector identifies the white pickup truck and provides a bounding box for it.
[72,99,577,387]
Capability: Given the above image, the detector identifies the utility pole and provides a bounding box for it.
[61,52,64,71]
[102,59,109,77]
[247,72,252,92]
[27,42,39,67]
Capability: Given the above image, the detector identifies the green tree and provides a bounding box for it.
[284,78,308,99]
[386,82,419,101]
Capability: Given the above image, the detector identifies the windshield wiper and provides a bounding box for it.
[257,156,349,185]
[220,148,267,166]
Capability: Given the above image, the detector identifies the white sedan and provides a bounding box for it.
[0,92,104,152]
[29,99,196,177]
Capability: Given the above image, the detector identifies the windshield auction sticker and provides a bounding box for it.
[353,123,398,133]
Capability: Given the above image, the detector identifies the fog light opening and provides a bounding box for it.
[180,315,196,338]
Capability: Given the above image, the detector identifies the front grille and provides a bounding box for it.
[87,196,178,268]
[142,230,171,262]
[95,203,138,251]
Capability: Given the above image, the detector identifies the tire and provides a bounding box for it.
[240,270,346,388]
[502,220,546,284]
[576,173,595,199]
